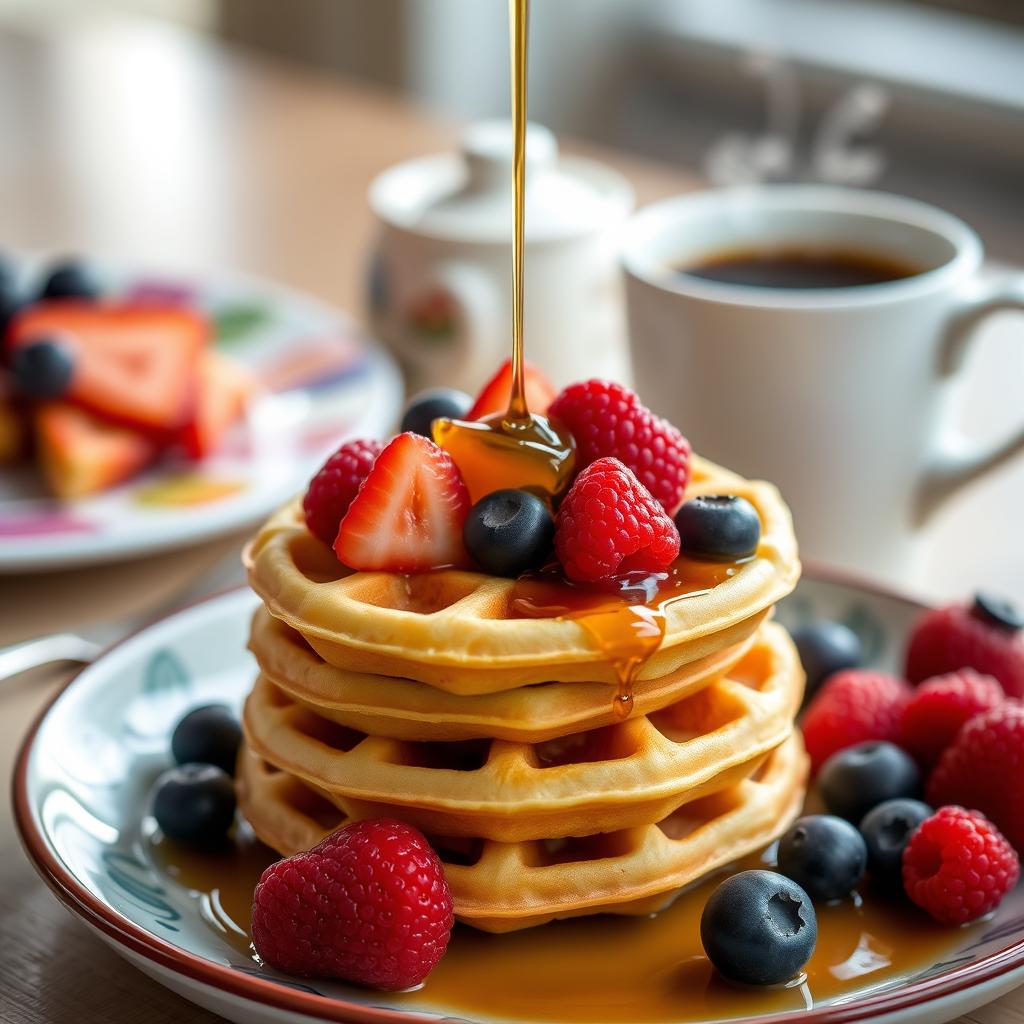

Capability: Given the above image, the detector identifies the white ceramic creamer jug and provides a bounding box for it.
[367,121,634,395]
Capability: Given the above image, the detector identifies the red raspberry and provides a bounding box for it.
[302,439,384,547]
[899,670,1004,769]
[251,819,453,990]
[928,702,1024,853]
[801,669,912,775]
[554,457,680,583]
[902,806,1019,925]
[906,602,1024,698]
[549,380,691,513]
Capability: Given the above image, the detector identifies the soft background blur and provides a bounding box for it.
[6,0,1019,256]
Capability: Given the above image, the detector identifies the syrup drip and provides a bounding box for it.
[508,0,529,420]
[147,826,970,1024]
[512,558,742,716]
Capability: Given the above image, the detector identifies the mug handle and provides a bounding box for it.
[916,275,1024,525]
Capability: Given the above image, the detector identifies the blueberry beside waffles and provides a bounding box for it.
[38,257,99,301]
[972,592,1024,632]
[859,798,932,887]
[464,489,554,577]
[701,870,817,986]
[819,741,921,823]
[401,387,472,438]
[790,620,863,698]
[171,704,242,775]
[777,815,866,902]
[674,495,760,561]
[152,763,236,844]
[11,338,75,399]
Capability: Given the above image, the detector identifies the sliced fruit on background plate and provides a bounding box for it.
[177,350,254,460]
[8,302,209,435]
[334,432,471,572]
[35,402,158,500]
[466,357,556,420]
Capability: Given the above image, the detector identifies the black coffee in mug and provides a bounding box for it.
[680,246,922,289]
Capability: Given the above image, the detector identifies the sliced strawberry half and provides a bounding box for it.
[8,302,208,436]
[334,432,471,572]
[178,350,253,459]
[35,402,157,499]
[466,358,557,420]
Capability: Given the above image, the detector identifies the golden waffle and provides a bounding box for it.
[244,455,800,691]
[242,621,802,842]
[238,731,807,933]
[247,605,764,742]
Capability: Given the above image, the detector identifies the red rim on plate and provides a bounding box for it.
[13,571,1024,1024]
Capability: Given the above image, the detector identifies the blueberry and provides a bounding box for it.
[700,869,817,986]
[674,495,761,561]
[972,592,1024,632]
[11,338,75,398]
[171,704,243,775]
[400,388,472,439]
[819,741,921,823]
[464,489,554,577]
[790,620,863,699]
[38,258,99,301]
[859,798,933,887]
[151,763,236,845]
[777,815,867,902]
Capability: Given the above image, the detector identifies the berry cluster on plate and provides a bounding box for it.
[701,594,1024,987]
[0,256,251,498]
[303,359,763,582]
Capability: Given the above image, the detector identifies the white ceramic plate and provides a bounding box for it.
[15,572,1024,1024]
[0,264,403,572]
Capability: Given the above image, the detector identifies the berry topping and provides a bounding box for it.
[251,819,453,990]
[151,763,236,846]
[899,669,1004,769]
[554,457,680,583]
[170,704,243,776]
[464,489,554,577]
[11,338,75,399]
[467,357,556,420]
[973,592,1024,632]
[302,438,384,547]
[818,741,921,823]
[928,702,1024,853]
[776,815,867,902]
[334,432,471,573]
[401,387,472,438]
[789,620,863,701]
[548,379,691,513]
[700,870,817,986]
[902,806,1019,925]
[674,494,760,562]
[801,669,912,774]
[39,258,99,302]
[859,798,932,888]
[906,602,1024,698]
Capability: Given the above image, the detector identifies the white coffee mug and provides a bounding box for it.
[622,186,1024,583]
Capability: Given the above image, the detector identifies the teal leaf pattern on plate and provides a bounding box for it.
[213,303,273,345]
[103,850,181,932]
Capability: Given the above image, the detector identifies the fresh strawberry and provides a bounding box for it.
[34,402,157,499]
[8,302,208,435]
[548,379,691,513]
[334,432,471,572]
[466,357,556,420]
[928,702,1024,853]
[303,438,385,547]
[906,598,1024,698]
[251,819,453,990]
[554,457,680,583]
[801,669,913,775]
[899,669,1004,769]
[178,350,253,459]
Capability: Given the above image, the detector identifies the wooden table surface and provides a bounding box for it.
[1,14,1022,1024]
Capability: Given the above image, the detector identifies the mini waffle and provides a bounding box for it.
[247,605,764,742]
[238,731,807,932]
[244,456,800,691]
[242,622,802,843]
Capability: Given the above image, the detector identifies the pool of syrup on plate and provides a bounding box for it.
[148,824,968,1024]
